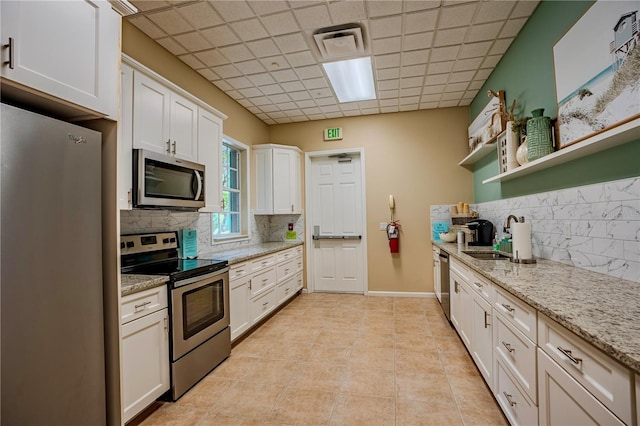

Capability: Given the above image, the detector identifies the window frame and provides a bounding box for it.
[212,136,250,244]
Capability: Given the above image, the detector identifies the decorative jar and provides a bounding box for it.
[526,108,554,161]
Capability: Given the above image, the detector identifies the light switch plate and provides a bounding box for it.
[563,222,571,239]
[380,222,387,231]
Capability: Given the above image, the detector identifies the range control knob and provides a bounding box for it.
[120,242,125,249]
[126,241,134,248]
[163,238,170,244]
[170,237,176,243]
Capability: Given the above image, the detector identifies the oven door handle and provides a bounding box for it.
[172,267,229,288]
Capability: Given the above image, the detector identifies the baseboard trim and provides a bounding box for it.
[366,291,435,298]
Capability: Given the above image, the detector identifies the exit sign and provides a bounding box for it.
[324,127,343,141]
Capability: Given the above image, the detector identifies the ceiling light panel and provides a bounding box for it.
[323,57,376,103]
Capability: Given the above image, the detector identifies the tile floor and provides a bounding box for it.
[140,293,507,425]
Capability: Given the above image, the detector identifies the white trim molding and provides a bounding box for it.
[367,291,436,298]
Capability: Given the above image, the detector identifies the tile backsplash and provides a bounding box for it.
[121,210,304,257]
[431,177,639,283]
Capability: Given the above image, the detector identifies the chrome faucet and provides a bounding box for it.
[503,215,522,232]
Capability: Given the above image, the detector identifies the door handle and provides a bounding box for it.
[172,140,176,154]
[312,235,362,240]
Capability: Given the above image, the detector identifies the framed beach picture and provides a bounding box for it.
[553,0,640,149]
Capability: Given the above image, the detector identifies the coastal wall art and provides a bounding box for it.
[553,0,640,149]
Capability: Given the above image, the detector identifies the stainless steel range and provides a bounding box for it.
[121,232,230,400]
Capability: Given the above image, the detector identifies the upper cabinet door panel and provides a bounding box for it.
[0,0,119,118]
[170,94,198,161]
[132,72,171,155]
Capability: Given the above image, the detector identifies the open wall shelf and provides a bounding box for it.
[458,131,503,168]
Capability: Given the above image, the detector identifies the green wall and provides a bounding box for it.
[470,0,640,202]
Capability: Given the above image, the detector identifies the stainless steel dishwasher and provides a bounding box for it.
[439,251,451,322]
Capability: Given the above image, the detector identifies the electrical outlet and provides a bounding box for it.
[379,222,388,231]
[563,222,571,239]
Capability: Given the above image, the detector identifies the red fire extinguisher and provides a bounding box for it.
[387,220,400,253]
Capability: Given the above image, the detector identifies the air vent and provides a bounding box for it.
[313,24,366,60]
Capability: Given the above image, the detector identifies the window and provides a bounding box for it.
[212,137,249,242]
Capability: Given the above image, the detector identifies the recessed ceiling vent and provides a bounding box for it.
[313,24,366,60]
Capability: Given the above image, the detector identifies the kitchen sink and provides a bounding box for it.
[463,251,510,260]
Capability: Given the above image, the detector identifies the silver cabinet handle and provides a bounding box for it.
[503,392,517,407]
[262,302,268,307]
[557,346,583,366]
[4,37,14,69]
[134,301,151,311]
[501,303,515,313]
[454,282,459,293]
[166,139,171,153]
[172,140,176,154]
[262,278,268,283]
[484,311,490,328]
[474,281,483,288]
[164,316,168,333]
[502,341,515,353]
[291,204,294,212]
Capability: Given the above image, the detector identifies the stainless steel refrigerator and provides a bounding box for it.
[1,103,106,425]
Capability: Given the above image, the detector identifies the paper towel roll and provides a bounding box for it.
[511,222,532,260]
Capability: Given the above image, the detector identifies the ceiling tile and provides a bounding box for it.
[474,1,514,24]
[367,1,403,18]
[404,9,439,34]
[296,99,317,108]
[291,115,308,122]
[306,113,327,120]
[441,91,464,101]
[467,80,485,90]
[226,90,242,100]
[374,53,401,69]
[467,22,503,43]
[380,106,399,113]
[490,38,514,55]
[247,73,276,86]
[260,84,285,95]
[453,57,483,72]
[377,67,400,80]
[424,73,449,85]
[324,111,344,119]
[235,59,267,75]
[500,17,528,38]
[430,45,460,62]
[370,16,403,39]
[343,110,362,116]
[129,16,165,39]
[178,54,205,69]
[428,60,454,74]
[401,64,427,78]
[248,0,290,16]
[359,100,379,108]
[320,105,341,113]
[449,70,475,83]
[246,38,280,57]
[268,93,292,103]
[277,103,299,111]
[464,88,479,98]
[403,32,434,50]
[175,2,223,29]
[129,0,170,12]
[230,18,269,41]
[213,80,233,91]
[400,87,421,97]
[249,96,271,106]
[259,55,290,70]
[293,4,332,30]
[219,44,254,62]
[439,99,460,107]
[146,9,193,35]
[421,94,442,102]
[378,79,399,90]
[238,87,263,98]
[372,37,402,55]
[379,89,399,99]
[210,1,255,22]
[458,41,492,58]
[438,3,477,29]
[201,25,241,47]
[273,69,300,83]
[474,68,492,80]
[194,49,229,67]
[445,82,469,92]
[274,33,310,53]
[285,51,317,67]
[361,107,381,114]
[156,37,188,56]
[311,88,333,98]
[400,76,424,88]
[289,91,312,101]
[340,103,360,111]
[212,64,242,79]
[511,0,540,19]
[405,0,441,13]
[328,1,367,22]
[269,110,289,119]
[315,97,336,106]
[303,77,328,90]
[422,85,444,95]
[197,68,219,82]
[174,32,211,52]
[434,27,467,47]
[401,49,428,65]
[261,11,300,36]
[295,65,323,79]
[247,106,261,114]
[481,54,502,69]
[421,101,440,109]
[379,98,399,106]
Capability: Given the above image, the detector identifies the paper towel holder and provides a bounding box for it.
[510,249,537,264]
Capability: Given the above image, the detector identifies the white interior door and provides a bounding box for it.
[309,153,365,293]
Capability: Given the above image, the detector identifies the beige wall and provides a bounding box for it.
[269,108,473,293]
[121,21,269,146]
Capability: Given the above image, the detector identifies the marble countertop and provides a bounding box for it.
[121,241,304,297]
[434,241,640,374]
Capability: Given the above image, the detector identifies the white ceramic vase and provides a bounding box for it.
[516,136,529,166]
[505,121,520,171]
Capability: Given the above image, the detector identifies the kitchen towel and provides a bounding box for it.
[511,222,532,260]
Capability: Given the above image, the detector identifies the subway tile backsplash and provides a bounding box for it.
[431,177,640,283]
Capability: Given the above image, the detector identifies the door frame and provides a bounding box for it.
[304,147,368,294]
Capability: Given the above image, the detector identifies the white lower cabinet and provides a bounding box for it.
[229,274,251,340]
[450,270,472,350]
[471,292,493,388]
[251,287,276,323]
[538,349,624,426]
[496,358,539,426]
[121,286,169,423]
[433,247,441,302]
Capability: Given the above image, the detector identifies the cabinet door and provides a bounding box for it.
[121,309,170,423]
[272,148,296,214]
[1,1,119,118]
[471,293,493,389]
[450,271,471,349]
[433,250,441,302]
[119,63,134,210]
[132,72,171,155]
[169,93,198,161]
[538,349,624,426]
[290,150,302,214]
[230,276,251,341]
[197,108,223,212]
[254,148,273,214]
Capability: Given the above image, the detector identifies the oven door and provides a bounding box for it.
[170,268,229,361]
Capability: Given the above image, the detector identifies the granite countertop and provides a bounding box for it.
[121,241,304,297]
[434,241,640,375]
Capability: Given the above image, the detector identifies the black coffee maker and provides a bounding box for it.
[466,220,494,246]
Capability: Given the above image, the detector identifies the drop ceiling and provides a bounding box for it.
[127,0,539,125]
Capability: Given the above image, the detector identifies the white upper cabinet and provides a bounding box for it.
[254,144,302,215]
[1,0,120,119]
[119,63,134,210]
[197,108,223,213]
[132,72,198,162]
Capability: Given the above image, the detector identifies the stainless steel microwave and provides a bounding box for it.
[133,149,205,210]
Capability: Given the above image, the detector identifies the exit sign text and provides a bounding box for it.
[323,127,343,141]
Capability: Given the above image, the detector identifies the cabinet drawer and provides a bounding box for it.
[450,257,471,283]
[538,349,625,426]
[250,266,276,297]
[293,255,303,273]
[229,261,249,280]
[494,311,537,403]
[294,271,303,291]
[276,276,297,305]
[250,288,276,323]
[276,247,297,263]
[470,271,495,303]
[277,259,296,283]
[121,285,168,325]
[250,254,276,273]
[494,287,536,342]
[538,314,633,425]
[495,358,538,426]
